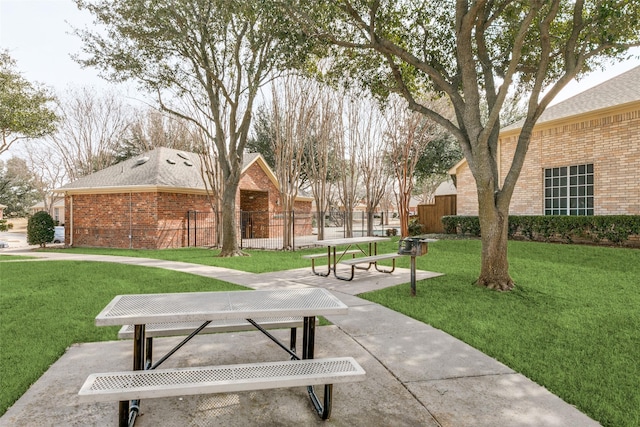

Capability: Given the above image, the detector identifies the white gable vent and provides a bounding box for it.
[135,156,150,166]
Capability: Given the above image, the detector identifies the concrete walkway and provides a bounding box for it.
[0,250,599,426]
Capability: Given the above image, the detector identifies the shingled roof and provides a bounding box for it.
[57,147,206,193]
[504,65,640,132]
[56,148,284,194]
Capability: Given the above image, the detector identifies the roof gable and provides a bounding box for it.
[504,66,640,132]
[242,152,279,189]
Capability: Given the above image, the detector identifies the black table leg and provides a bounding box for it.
[119,324,145,427]
[302,316,315,359]
[302,316,334,419]
[308,384,333,419]
[310,247,331,277]
[118,401,129,427]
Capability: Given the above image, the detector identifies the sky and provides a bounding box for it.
[1,0,640,109]
[0,0,140,97]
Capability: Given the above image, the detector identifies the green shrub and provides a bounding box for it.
[442,215,640,246]
[442,216,481,236]
[27,211,55,247]
[408,218,423,236]
[385,227,398,236]
[0,220,13,232]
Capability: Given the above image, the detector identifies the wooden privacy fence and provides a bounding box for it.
[417,195,457,233]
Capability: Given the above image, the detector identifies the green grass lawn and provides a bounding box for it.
[362,240,640,427]
[0,261,247,416]
[2,240,639,426]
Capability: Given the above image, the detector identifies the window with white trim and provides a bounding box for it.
[544,164,593,215]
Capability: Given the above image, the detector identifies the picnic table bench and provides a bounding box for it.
[307,236,391,281]
[302,249,361,276]
[78,288,365,426]
[337,253,405,281]
[79,357,364,405]
[118,317,316,368]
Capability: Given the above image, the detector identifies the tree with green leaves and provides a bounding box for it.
[73,0,309,256]
[0,157,40,218]
[414,132,462,203]
[0,219,13,232]
[0,50,58,155]
[281,0,640,290]
[27,210,55,248]
[247,107,277,170]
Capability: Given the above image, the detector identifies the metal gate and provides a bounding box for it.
[186,210,218,247]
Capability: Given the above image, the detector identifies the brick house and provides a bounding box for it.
[450,66,640,216]
[29,199,66,224]
[56,147,312,249]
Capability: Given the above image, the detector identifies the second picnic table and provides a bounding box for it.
[305,236,405,281]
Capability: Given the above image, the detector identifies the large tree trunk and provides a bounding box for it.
[476,186,514,291]
[366,210,374,236]
[344,209,353,238]
[219,181,245,257]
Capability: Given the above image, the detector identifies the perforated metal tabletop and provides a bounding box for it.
[96,287,348,326]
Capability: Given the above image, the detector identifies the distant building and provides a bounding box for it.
[29,199,66,224]
[56,147,312,249]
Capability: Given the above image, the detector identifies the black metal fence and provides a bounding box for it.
[70,210,400,250]
[186,210,218,248]
[187,210,401,251]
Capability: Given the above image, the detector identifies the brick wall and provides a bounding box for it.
[239,160,313,237]
[239,160,278,207]
[455,163,479,215]
[293,200,313,236]
[66,191,213,249]
[65,157,313,248]
[456,104,640,216]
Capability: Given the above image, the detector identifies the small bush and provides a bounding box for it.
[408,218,423,236]
[442,216,481,236]
[385,228,398,236]
[27,211,55,247]
[0,219,13,232]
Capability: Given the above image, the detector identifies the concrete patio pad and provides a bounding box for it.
[1,327,437,427]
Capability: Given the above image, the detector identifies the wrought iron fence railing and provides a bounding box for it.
[71,210,400,250]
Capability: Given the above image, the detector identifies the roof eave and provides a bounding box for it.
[502,100,640,136]
[54,185,209,196]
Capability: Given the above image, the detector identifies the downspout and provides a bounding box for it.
[129,192,133,249]
[69,194,73,246]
